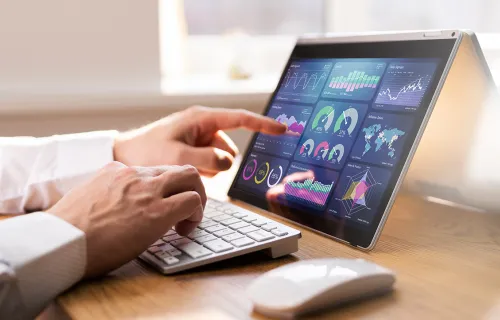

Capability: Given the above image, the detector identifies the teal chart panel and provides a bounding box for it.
[322,61,386,101]
[276,60,333,104]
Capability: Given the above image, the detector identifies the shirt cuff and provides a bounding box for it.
[0,212,86,318]
[55,130,118,194]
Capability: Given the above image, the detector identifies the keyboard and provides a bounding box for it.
[139,198,301,274]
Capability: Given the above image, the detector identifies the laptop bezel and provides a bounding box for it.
[227,30,462,250]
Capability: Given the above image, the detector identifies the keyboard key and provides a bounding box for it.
[176,242,212,259]
[151,239,165,247]
[271,228,289,237]
[147,246,162,254]
[163,234,183,242]
[198,220,217,229]
[206,202,218,209]
[231,237,255,247]
[188,229,208,239]
[204,208,217,214]
[213,228,235,237]
[247,230,275,242]
[230,221,250,229]
[238,225,260,234]
[242,215,258,222]
[212,214,233,222]
[232,212,248,218]
[221,218,242,226]
[155,251,171,259]
[162,256,180,265]
[204,211,223,218]
[168,249,182,256]
[157,243,182,256]
[164,229,177,236]
[252,219,269,227]
[204,239,234,253]
[262,223,279,231]
[158,243,176,251]
[205,224,226,233]
[224,208,238,214]
[207,200,222,207]
[170,238,192,247]
[222,233,245,242]
[195,234,218,243]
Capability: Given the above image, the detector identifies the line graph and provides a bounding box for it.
[276,60,333,104]
[374,62,437,111]
[377,76,425,101]
[283,71,328,91]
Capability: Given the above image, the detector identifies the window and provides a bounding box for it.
[184,0,325,35]
[160,0,500,91]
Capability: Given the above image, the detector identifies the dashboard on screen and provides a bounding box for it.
[228,39,456,247]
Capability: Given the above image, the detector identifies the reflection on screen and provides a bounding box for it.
[236,58,439,226]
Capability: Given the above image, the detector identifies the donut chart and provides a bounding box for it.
[243,159,257,180]
[311,106,334,133]
[299,139,315,157]
[254,162,270,185]
[238,153,290,194]
[267,165,284,188]
[328,144,345,163]
[334,107,359,136]
[314,141,330,159]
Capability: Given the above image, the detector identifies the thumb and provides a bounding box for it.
[182,145,235,174]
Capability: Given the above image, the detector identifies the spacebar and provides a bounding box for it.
[175,242,213,259]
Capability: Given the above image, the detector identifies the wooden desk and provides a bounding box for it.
[3,170,499,319]
[51,168,500,320]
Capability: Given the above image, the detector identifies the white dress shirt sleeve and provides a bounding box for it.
[0,213,86,320]
[0,130,117,319]
[0,131,117,213]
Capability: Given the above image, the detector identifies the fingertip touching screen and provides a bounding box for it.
[228,38,457,248]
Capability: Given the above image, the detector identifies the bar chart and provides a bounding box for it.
[322,61,386,101]
[328,72,380,92]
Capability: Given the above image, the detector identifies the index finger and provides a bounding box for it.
[199,108,286,135]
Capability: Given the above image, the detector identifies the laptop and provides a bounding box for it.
[141,30,480,274]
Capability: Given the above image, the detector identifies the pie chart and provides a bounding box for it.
[311,106,335,133]
[334,107,358,136]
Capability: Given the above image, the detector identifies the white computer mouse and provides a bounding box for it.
[247,258,396,319]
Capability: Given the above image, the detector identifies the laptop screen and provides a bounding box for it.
[228,36,458,248]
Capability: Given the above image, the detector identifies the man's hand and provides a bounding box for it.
[47,161,206,278]
[113,106,286,176]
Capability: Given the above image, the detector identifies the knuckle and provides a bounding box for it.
[185,191,202,205]
[104,161,125,171]
[120,166,140,177]
[237,108,252,116]
[187,105,205,114]
[182,164,199,176]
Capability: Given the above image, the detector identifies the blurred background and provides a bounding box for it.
[1,0,499,150]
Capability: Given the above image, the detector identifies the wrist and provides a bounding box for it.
[113,133,130,165]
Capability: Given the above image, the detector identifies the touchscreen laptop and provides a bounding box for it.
[141,30,468,274]
[228,30,463,249]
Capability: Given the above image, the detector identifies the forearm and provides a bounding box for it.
[0,131,117,213]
